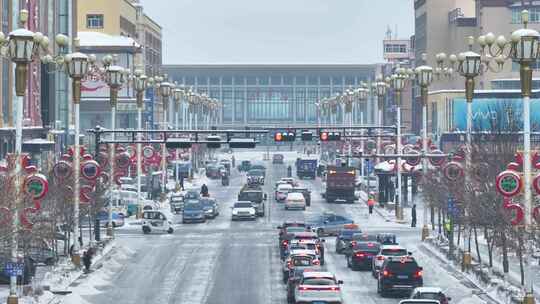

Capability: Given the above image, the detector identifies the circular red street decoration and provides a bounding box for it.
[53,161,72,180]
[68,146,85,157]
[116,146,126,153]
[515,152,523,165]
[115,152,131,169]
[142,146,155,160]
[505,204,524,226]
[405,149,421,167]
[80,185,94,204]
[81,160,101,181]
[533,206,540,224]
[429,150,446,167]
[534,174,540,195]
[496,170,522,197]
[443,162,464,182]
[23,174,49,200]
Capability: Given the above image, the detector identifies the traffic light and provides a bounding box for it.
[274,131,296,142]
[319,131,341,141]
[301,131,313,141]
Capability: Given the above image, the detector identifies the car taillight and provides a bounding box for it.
[312,260,320,265]
[355,252,365,258]
[330,286,340,291]
[282,240,288,246]
[287,261,292,269]
[383,270,392,277]
[414,270,423,278]
[377,256,384,261]
[351,241,357,246]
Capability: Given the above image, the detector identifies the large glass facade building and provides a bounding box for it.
[163,64,377,126]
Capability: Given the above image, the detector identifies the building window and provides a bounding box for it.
[86,14,104,29]
[512,7,540,24]
[384,43,407,53]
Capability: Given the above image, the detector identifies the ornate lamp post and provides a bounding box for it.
[133,69,148,217]
[375,77,388,165]
[390,70,408,220]
[0,9,67,304]
[173,86,183,185]
[104,56,125,237]
[64,50,90,267]
[159,80,172,194]
[415,54,434,240]
[356,85,369,181]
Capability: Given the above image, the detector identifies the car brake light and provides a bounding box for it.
[282,240,288,246]
[330,286,340,291]
[383,270,391,277]
[351,241,357,246]
[312,260,320,265]
[414,270,423,277]
[287,261,292,269]
[377,256,384,261]
[355,252,365,258]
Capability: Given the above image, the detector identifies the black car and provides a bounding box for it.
[377,256,423,297]
[346,241,381,270]
[289,187,311,206]
[247,169,265,185]
[377,233,398,245]
[335,228,363,253]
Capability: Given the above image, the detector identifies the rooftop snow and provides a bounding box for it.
[78,32,140,48]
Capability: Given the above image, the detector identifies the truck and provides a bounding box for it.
[325,165,356,204]
[296,157,318,179]
[238,184,267,216]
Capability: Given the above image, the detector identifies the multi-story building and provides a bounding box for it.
[382,34,415,133]
[413,0,540,137]
[75,0,162,129]
[0,0,74,160]
[163,64,377,127]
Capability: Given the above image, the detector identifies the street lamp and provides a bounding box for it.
[64,50,90,267]
[133,69,148,217]
[375,77,388,166]
[390,70,408,221]
[159,80,172,194]
[104,56,125,238]
[173,86,183,185]
[415,54,434,241]
[356,84,369,181]
[0,9,67,304]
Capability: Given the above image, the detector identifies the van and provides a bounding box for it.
[285,192,306,210]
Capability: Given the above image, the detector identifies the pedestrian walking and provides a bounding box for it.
[82,248,94,273]
[411,204,417,227]
[367,197,375,215]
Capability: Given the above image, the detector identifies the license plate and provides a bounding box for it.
[397,275,408,279]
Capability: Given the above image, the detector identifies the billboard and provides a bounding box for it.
[452,97,540,131]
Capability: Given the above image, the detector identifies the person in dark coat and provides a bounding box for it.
[411,204,417,227]
[201,184,209,197]
[82,249,93,273]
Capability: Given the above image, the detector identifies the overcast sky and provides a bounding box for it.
[139,0,414,64]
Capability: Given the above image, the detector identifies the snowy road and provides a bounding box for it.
[61,152,493,304]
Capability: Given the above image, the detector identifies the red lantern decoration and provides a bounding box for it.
[53,161,73,181]
[142,145,155,160]
[80,160,101,181]
[507,162,520,171]
[80,185,94,204]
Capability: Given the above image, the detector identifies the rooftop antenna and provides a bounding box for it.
[394,24,398,39]
[386,25,392,40]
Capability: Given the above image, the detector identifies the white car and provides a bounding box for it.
[294,271,343,304]
[231,201,256,221]
[282,249,320,275]
[372,245,410,276]
[275,184,293,202]
[410,287,451,304]
[142,210,174,234]
[278,177,298,187]
[285,192,306,210]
